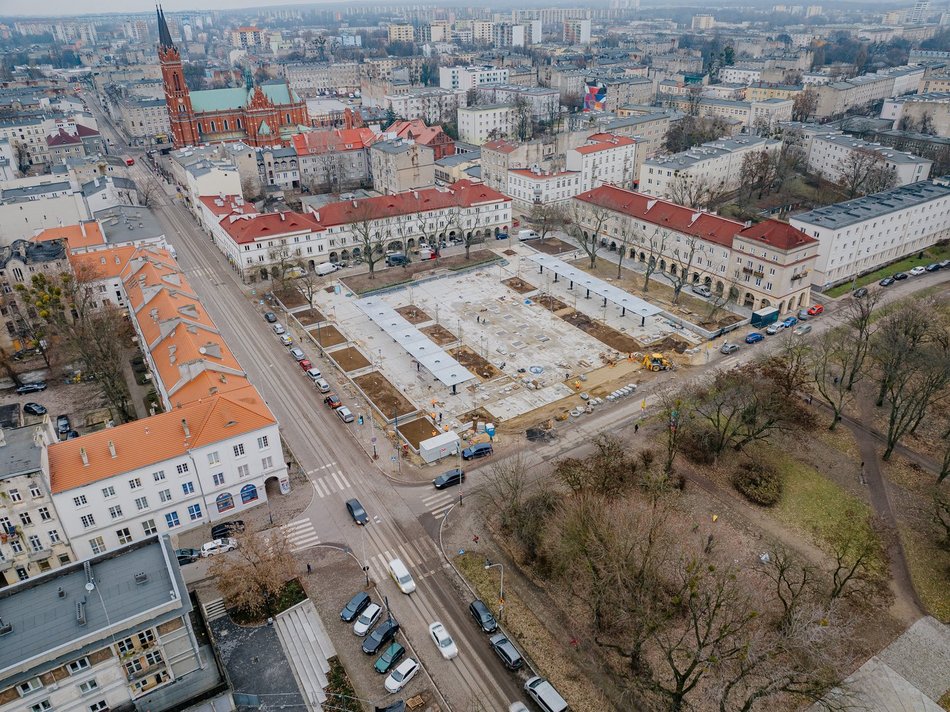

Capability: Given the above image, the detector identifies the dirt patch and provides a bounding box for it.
[341,250,500,295]
[503,249,517,256]
[453,346,501,381]
[328,346,371,372]
[502,277,536,294]
[653,334,692,354]
[274,288,307,309]
[397,417,443,449]
[562,310,642,353]
[309,324,346,348]
[293,308,325,326]
[534,294,569,312]
[395,304,431,324]
[457,407,495,425]
[531,237,576,255]
[420,323,457,346]
[353,372,417,419]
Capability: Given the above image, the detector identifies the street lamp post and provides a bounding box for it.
[484,560,505,620]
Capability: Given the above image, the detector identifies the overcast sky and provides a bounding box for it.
[0,0,326,16]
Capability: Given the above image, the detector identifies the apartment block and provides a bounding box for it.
[566,133,637,192]
[807,133,932,187]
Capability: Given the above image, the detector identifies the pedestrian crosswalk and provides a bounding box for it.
[362,537,444,585]
[282,518,321,553]
[310,468,352,498]
[421,490,459,520]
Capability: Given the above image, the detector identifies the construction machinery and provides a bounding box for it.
[642,353,673,372]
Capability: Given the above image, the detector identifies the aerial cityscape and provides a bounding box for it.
[0,1,949,711]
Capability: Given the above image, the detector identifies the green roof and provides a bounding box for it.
[189,88,248,113]
[261,82,298,105]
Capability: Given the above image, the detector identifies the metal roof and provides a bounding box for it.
[355,297,476,388]
[525,254,663,319]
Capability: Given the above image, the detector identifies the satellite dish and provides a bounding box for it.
[85,582,95,592]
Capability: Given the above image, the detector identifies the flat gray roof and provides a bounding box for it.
[94,205,166,243]
[0,536,188,680]
[0,426,43,481]
[1,181,71,201]
[792,180,950,230]
[815,134,932,165]
[644,136,779,170]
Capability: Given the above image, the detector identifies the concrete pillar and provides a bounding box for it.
[621,307,626,316]
[569,280,573,289]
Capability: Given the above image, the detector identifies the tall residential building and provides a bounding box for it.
[910,0,931,24]
[562,19,591,45]
[691,15,715,30]
[388,23,415,43]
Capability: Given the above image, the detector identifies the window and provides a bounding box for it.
[176,463,189,474]
[29,701,51,712]
[138,628,155,646]
[89,701,108,712]
[109,505,123,520]
[116,636,135,654]
[181,482,194,495]
[159,488,172,503]
[89,536,106,554]
[29,484,41,498]
[153,470,165,482]
[17,678,41,696]
[28,534,42,551]
[74,495,88,507]
[261,456,273,470]
[38,506,51,521]
[233,443,245,457]
[9,488,21,502]
[10,537,23,553]
[213,472,225,486]
[207,451,220,465]
[165,511,180,528]
[145,649,164,665]
[20,512,32,526]
[187,503,203,521]
[129,477,142,490]
[135,496,149,511]
[68,657,91,674]
[257,435,269,449]
[49,529,60,543]
[238,463,250,478]
[116,528,132,545]
[142,519,157,536]
[81,514,96,528]
[79,679,99,694]
[216,492,235,512]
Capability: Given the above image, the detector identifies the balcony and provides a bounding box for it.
[28,548,52,562]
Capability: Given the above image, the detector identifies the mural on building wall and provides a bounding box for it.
[584,81,607,112]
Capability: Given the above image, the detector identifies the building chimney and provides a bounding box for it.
[181,418,191,438]
[80,447,89,466]
[79,221,86,238]
[314,210,320,221]
[108,440,116,458]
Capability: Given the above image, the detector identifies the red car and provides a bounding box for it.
[807,304,824,316]
[324,393,342,409]
[299,359,313,370]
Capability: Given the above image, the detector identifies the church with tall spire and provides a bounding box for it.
[156,5,309,149]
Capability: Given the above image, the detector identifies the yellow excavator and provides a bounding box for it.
[642,353,673,372]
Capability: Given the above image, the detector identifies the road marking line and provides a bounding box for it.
[283,518,312,529]
[421,492,454,506]
[430,501,455,516]
[311,480,328,497]
[330,470,347,490]
[396,544,416,568]
[338,472,351,488]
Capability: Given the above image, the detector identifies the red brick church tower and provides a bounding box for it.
[157,6,199,148]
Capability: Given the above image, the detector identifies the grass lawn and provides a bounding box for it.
[325,657,362,712]
[898,525,950,622]
[825,243,950,298]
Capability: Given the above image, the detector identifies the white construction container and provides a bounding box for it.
[418,430,461,464]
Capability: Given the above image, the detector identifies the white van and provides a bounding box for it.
[524,676,569,712]
[388,558,416,594]
[518,230,539,241]
[316,262,337,277]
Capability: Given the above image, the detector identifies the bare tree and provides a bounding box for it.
[840,290,881,390]
[568,202,609,269]
[315,152,345,194]
[513,95,532,142]
[241,174,262,202]
[668,173,726,210]
[637,226,670,292]
[478,453,531,534]
[667,235,698,303]
[872,300,933,407]
[705,276,741,324]
[881,340,950,460]
[614,217,640,280]
[137,179,159,207]
[207,527,298,619]
[811,328,859,430]
[756,547,817,633]
[825,509,887,603]
[348,202,385,278]
[836,148,898,199]
[791,88,818,122]
[530,203,566,241]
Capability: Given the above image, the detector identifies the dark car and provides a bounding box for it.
[264,311,277,323]
[374,642,406,674]
[489,633,525,671]
[940,260,950,269]
[469,599,498,633]
[346,498,369,525]
[879,277,895,287]
[362,617,399,654]
[853,287,869,298]
[893,272,909,280]
[56,414,70,435]
[462,443,493,460]
[433,468,465,489]
[210,520,245,539]
[926,263,941,272]
[16,382,47,394]
[745,332,764,344]
[23,402,47,416]
[176,548,201,566]
[340,591,372,622]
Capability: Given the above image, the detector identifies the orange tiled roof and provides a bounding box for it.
[573,134,636,155]
[47,386,275,493]
[33,221,105,251]
[68,245,138,280]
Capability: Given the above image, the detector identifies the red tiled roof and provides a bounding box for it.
[46,128,81,146]
[220,211,321,244]
[738,219,817,249]
[74,123,100,137]
[309,180,510,227]
[573,133,636,155]
[292,128,376,156]
[384,119,451,147]
[575,185,744,248]
[509,169,578,180]
[199,194,256,217]
[482,139,519,154]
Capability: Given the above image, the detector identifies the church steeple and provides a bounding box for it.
[156,4,174,50]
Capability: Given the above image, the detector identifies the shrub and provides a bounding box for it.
[732,462,783,507]
[681,427,718,465]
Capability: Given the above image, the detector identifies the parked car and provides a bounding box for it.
[16,382,47,394]
[509,704,530,712]
[23,402,47,416]
[468,599,497,633]
[879,277,895,287]
[299,359,313,371]
[314,378,331,393]
[489,634,525,671]
[524,677,568,712]
[691,283,712,297]
[462,443,493,460]
[279,334,293,347]
[796,309,810,321]
[210,520,245,539]
[745,332,764,344]
[807,303,824,316]
[893,272,909,281]
[290,348,306,361]
[56,414,70,434]
[940,260,950,269]
[340,591,371,622]
[337,406,355,423]
[765,322,785,335]
[362,617,399,654]
[272,323,286,335]
[782,316,798,328]
[853,287,869,298]
[374,642,406,674]
[926,263,941,272]
[175,548,201,565]
[324,393,342,409]
[264,311,277,323]
[719,342,739,355]
[353,603,382,636]
[66,430,80,439]
[909,266,927,276]
[428,622,459,660]
[792,324,813,336]
[384,658,419,693]
[200,538,237,557]
[346,498,369,525]
[433,468,465,489]
[305,367,322,382]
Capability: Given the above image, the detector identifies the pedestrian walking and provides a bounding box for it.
[634,423,639,434]
[306,563,312,575]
